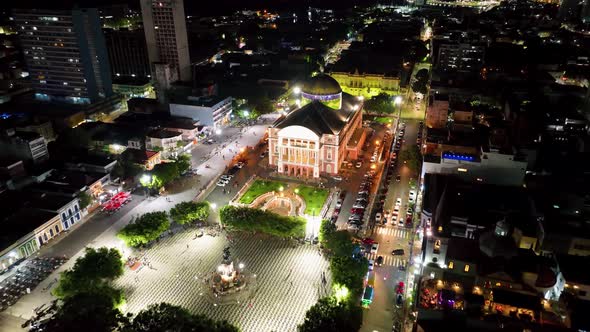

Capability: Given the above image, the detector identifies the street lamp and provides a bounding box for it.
[243,110,250,117]
[215,128,222,135]
[238,263,245,270]
[210,203,217,210]
[293,86,301,95]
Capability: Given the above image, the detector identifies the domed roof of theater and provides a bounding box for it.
[301,74,342,96]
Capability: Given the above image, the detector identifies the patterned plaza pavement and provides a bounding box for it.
[114,229,332,332]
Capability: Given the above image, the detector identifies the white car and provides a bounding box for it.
[396,197,402,206]
[391,214,398,224]
[371,243,379,254]
[333,175,343,181]
[394,205,400,213]
[368,259,375,271]
[375,212,382,223]
[216,179,229,187]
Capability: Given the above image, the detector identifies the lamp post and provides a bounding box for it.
[140,174,151,197]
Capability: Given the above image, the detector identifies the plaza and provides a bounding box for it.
[115,228,332,332]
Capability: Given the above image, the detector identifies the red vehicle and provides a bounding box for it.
[351,207,365,214]
[362,238,376,245]
[396,281,405,294]
[405,215,413,226]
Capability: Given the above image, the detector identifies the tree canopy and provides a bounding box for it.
[400,145,422,173]
[117,211,170,248]
[124,303,239,332]
[145,154,191,189]
[220,206,306,238]
[363,93,395,114]
[170,201,210,225]
[298,297,362,332]
[78,192,93,210]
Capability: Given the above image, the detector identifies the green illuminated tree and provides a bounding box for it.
[298,297,362,332]
[117,211,170,247]
[170,201,210,225]
[364,93,395,114]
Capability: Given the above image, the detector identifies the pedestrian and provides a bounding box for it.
[187,244,189,249]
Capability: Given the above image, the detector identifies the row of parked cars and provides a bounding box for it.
[216,161,245,187]
[347,170,377,230]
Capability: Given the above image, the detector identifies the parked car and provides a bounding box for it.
[333,175,343,181]
[396,281,405,294]
[216,179,229,187]
[371,243,379,254]
[368,259,375,271]
[392,249,405,256]
[396,197,402,206]
[355,161,362,168]
[336,199,343,208]
[375,212,382,223]
[236,161,245,168]
[396,174,401,182]
[391,214,398,224]
[362,237,375,245]
[396,294,403,307]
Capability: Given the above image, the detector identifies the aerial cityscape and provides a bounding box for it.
[0,0,588,331]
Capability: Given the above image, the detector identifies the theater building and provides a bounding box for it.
[268,74,365,178]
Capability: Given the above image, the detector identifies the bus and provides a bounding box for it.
[366,271,376,288]
[361,286,374,307]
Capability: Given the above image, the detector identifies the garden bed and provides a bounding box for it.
[238,179,285,204]
[296,185,329,215]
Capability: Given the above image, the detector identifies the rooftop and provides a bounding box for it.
[556,254,590,285]
[273,93,360,136]
[147,129,182,139]
[0,209,58,252]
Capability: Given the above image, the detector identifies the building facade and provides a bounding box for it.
[140,0,191,81]
[169,96,232,129]
[330,70,400,98]
[268,75,363,178]
[0,130,49,164]
[437,43,485,73]
[14,8,113,103]
[104,28,151,80]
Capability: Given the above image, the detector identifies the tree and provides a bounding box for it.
[251,95,274,115]
[170,201,210,225]
[330,255,368,298]
[415,68,429,81]
[298,297,362,332]
[411,79,428,94]
[174,154,191,174]
[319,219,336,245]
[53,247,123,300]
[124,303,239,332]
[219,206,306,238]
[323,230,355,258]
[31,292,128,332]
[117,211,170,248]
[363,93,395,114]
[399,145,422,173]
[77,192,93,210]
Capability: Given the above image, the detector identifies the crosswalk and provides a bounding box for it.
[375,226,411,239]
[365,252,407,267]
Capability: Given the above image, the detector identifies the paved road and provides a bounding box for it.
[360,120,422,332]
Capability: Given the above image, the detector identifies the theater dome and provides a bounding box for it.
[301,74,342,110]
[302,74,342,96]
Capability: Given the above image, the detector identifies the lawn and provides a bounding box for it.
[296,185,329,216]
[374,116,394,124]
[239,179,284,204]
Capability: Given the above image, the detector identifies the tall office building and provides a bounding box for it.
[13,8,113,104]
[140,0,191,82]
[104,28,151,80]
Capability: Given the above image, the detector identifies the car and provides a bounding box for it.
[220,174,233,180]
[409,190,416,199]
[391,214,398,224]
[333,175,343,181]
[394,205,400,213]
[371,243,379,254]
[398,217,404,226]
[358,190,369,195]
[406,215,413,226]
[376,256,384,266]
[260,152,266,158]
[396,175,401,182]
[355,161,362,168]
[383,210,391,220]
[396,197,402,206]
[409,196,415,204]
[336,199,343,208]
[392,249,405,256]
[347,223,361,230]
[236,161,245,168]
[375,212,382,223]
[370,155,377,163]
[362,237,376,245]
[368,259,375,271]
[351,207,364,214]
[352,203,366,209]
[216,179,229,187]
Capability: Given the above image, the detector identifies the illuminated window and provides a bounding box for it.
[464,265,470,272]
[448,261,454,269]
[437,226,443,232]
[433,240,441,254]
[496,282,501,287]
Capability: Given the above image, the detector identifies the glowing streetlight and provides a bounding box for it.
[215,128,222,135]
[240,147,245,153]
[394,96,402,105]
[238,263,245,269]
[375,140,380,146]
[293,86,301,94]
[243,110,250,117]
[333,284,350,303]
[210,203,217,210]
[140,174,151,186]
[357,95,364,101]
[294,188,299,194]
